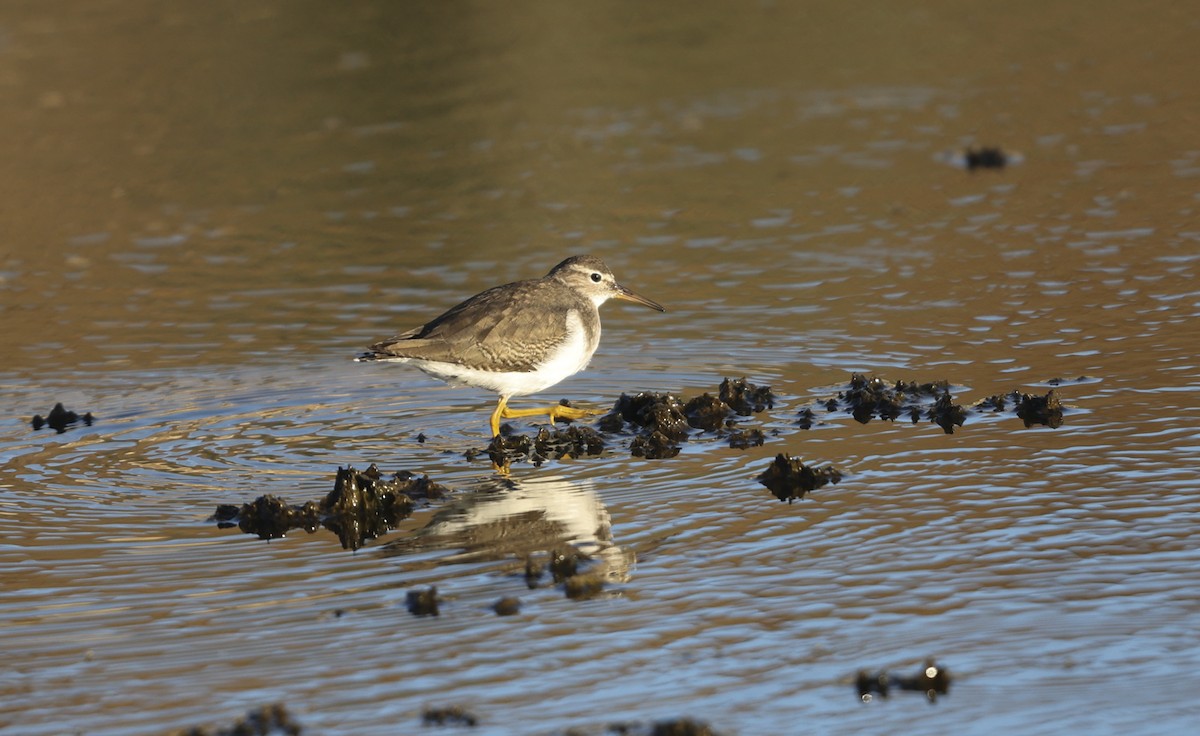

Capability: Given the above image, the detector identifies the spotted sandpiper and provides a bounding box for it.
[357,255,664,437]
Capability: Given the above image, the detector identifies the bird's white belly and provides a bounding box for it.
[413,310,596,398]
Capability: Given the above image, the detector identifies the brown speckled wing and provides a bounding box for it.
[368,278,593,372]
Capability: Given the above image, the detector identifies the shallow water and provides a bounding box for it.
[3,2,1200,734]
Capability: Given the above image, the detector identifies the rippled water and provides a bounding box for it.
[3,2,1200,734]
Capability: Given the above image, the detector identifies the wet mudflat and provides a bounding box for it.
[3,2,1200,735]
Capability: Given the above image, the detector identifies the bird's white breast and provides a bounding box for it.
[408,309,597,398]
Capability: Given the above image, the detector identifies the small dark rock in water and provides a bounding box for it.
[964,146,1007,170]
[31,402,94,434]
[682,393,731,431]
[630,430,682,459]
[757,453,843,503]
[563,571,605,600]
[650,719,726,736]
[406,586,440,617]
[727,428,766,449]
[856,659,951,703]
[548,544,585,583]
[594,719,727,736]
[168,702,302,736]
[796,407,817,430]
[422,704,477,727]
[492,596,521,616]
[719,377,775,416]
[524,557,544,589]
[1015,389,1064,428]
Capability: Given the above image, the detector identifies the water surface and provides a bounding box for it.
[3,2,1199,734]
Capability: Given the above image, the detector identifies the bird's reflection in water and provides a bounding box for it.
[381,473,631,584]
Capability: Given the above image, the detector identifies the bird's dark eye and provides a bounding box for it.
[590,272,602,282]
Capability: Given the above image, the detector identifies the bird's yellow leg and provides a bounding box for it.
[490,396,510,438]
[499,401,602,427]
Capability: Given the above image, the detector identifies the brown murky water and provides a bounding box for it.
[3,2,1199,734]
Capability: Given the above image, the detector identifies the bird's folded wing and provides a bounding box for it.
[368,282,574,372]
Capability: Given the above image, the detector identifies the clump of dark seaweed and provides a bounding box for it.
[212,464,448,550]
[572,718,728,736]
[487,425,607,467]
[682,393,732,431]
[31,402,94,434]
[406,585,440,617]
[598,377,775,459]
[563,571,606,600]
[927,390,967,434]
[1015,389,1063,428]
[719,376,776,415]
[422,705,477,727]
[973,388,1064,428]
[167,703,302,736]
[492,596,521,616]
[630,430,682,459]
[856,659,951,703]
[756,453,843,503]
[965,146,1007,170]
[727,428,766,449]
[834,373,958,430]
[600,391,691,459]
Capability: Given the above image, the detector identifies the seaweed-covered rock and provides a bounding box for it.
[492,596,521,616]
[719,377,775,416]
[1015,389,1063,428]
[682,393,731,431]
[167,703,302,736]
[856,659,951,703]
[563,571,605,600]
[756,453,843,503]
[927,390,967,434]
[487,425,607,467]
[31,402,94,434]
[974,388,1065,428]
[604,392,691,441]
[213,465,444,550]
[727,428,766,449]
[406,586,440,617]
[630,430,682,459]
[422,705,477,727]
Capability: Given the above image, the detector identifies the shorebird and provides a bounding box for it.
[357,255,663,437]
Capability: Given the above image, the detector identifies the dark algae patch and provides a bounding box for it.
[599,377,776,460]
[168,703,302,736]
[977,388,1065,428]
[476,377,777,466]
[486,424,606,467]
[422,704,478,727]
[213,465,449,550]
[406,586,441,617]
[964,146,1008,170]
[31,402,93,433]
[757,454,843,503]
[805,373,1067,434]
[719,376,776,415]
[856,659,951,703]
[558,718,728,736]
